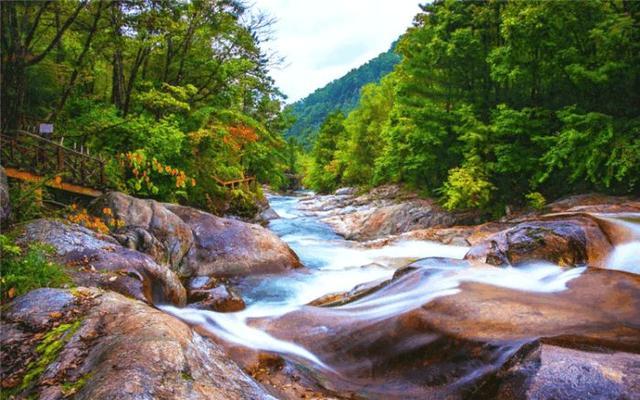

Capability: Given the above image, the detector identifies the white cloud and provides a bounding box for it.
[251,0,421,102]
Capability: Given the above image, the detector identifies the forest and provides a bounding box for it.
[284,44,399,148]
[305,0,640,215]
[1,0,291,217]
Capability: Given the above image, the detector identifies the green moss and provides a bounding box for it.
[12,320,82,396]
[61,372,92,397]
[181,371,194,381]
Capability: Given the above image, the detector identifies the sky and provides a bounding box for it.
[251,0,422,103]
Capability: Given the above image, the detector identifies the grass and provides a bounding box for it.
[0,234,71,302]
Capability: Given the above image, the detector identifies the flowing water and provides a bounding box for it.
[160,193,640,380]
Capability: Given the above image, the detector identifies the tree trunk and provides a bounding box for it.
[49,0,104,122]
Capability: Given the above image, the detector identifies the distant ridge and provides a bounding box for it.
[285,42,400,147]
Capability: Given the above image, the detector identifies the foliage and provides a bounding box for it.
[7,181,48,223]
[1,0,291,216]
[114,150,196,201]
[440,162,494,211]
[305,112,346,193]
[66,205,125,234]
[0,234,71,302]
[306,0,640,213]
[285,43,401,148]
[526,192,547,210]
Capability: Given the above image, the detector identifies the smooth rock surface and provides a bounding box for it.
[486,343,640,399]
[188,284,246,312]
[166,204,302,277]
[1,288,275,400]
[19,219,186,305]
[465,215,613,267]
[91,192,194,268]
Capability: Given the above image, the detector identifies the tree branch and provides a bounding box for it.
[27,0,87,66]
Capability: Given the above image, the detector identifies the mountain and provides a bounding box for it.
[285,43,400,148]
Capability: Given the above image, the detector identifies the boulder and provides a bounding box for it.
[0,166,10,225]
[1,288,275,400]
[484,342,640,399]
[165,204,302,277]
[188,285,246,312]
[259,206,280,222]
[465,215,613,267]
[19,219,186,305]
[90,192,193,268]
[186,276,246,312]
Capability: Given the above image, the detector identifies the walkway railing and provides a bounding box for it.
[1,131,106,196]
[212,175,256,189]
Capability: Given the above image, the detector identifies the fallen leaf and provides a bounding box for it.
[49,311,63,319]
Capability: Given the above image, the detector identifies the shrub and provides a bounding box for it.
[440,163,494,211]
[525,191,547,210]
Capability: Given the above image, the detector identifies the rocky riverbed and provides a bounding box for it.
[1,184,639,399]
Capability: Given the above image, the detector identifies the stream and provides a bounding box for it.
[161,192,640,396]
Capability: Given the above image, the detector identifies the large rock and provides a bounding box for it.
[464,215,614,267]
[485,342,640,399]
[90,192,193,268]
[0,166,10,225]
[324,199,477,241]
[258,261,640,399]
[545,193,640,214]
[1,288,275,400]
[19,219,186,305]
[165,204,302,277]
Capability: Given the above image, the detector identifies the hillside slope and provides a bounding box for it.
[285,43,399,147]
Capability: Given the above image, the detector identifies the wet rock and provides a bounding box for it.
[2,288,75,330]
[324,199,478,241]
[484,342,640,400]
[0,166,10,225]
[111,225,167,263]
[369,222,509,247]
[1,288,274,400]
[166,204,302,277]
[545,193,640,214]
[335,187,357,196]
[91,191,193,268]
[188,285,246,312]
[308,277,389,307]
[465,215,613,267]
[259,206,279,222]
[299,185,480,241]
[19,219,186,305]
[262,263,640,399]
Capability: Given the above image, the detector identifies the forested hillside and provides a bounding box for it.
[1,0,291,216]
[285,44,399,147]
[306,0,640,214]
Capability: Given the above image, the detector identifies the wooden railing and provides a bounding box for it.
[1,131,106,195]
[212,175,256,189]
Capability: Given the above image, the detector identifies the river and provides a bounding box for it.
[159,193,640,371]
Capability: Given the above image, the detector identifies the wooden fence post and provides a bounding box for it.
[57,146,64,172]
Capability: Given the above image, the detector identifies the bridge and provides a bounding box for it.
[1,131,107,197]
